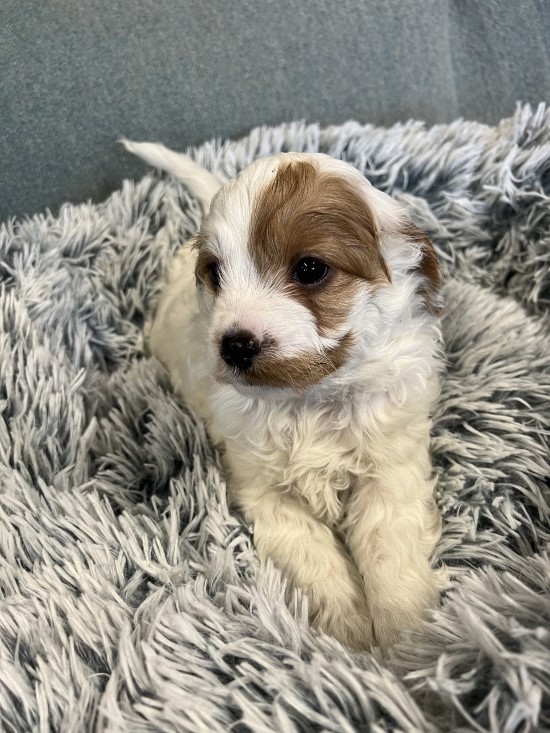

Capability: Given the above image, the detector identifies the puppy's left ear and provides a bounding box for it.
[401,222,444,317]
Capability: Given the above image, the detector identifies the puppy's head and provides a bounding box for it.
[193,153,441,394]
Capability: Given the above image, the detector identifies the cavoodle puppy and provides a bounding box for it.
[125,140,446,650]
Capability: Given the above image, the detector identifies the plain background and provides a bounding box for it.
[1,0,549,221]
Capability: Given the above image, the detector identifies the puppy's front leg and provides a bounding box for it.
[345,429,445,649]
[232,479,373,650]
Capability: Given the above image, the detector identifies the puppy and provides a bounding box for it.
[125,141,446,650]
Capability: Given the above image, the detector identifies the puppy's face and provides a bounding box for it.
[193,153,440,394]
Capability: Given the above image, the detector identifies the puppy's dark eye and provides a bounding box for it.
[208,262,221,291]
[293,257,329,285]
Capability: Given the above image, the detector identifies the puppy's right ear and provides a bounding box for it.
[120,139,221,216]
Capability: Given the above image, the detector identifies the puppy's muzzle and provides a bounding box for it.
[221,331,261,371]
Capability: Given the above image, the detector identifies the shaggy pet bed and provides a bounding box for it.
[1,104,549,733]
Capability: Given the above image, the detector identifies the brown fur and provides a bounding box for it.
[399,223,444,316]
[229,333,354,391]
[249,160,391,335]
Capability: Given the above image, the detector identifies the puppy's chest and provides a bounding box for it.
[228,404,369,525]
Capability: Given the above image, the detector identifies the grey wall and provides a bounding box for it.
[1,0,549,221]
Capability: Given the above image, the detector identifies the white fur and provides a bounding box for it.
[120,140,221,215]
[132,145,447,650]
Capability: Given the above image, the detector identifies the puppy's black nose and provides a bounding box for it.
[221,331,261,371]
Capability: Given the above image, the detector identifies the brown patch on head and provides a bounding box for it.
[249,160,391,335]
[223,333,354,391]
[399,223,444,316]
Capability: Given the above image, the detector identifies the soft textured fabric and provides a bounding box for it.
[0,105,549,732]
[2,0,550,220]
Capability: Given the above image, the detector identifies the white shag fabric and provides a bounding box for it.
[1,104,549,732]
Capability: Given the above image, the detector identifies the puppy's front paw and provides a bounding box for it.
[369,566,445,649]
[309,579,373,651]
[316,603,374,651]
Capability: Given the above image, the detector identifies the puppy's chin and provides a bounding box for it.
[218,377,293,400]
[215,363,305,398]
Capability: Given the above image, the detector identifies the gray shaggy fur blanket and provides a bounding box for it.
[1,104,549,733]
